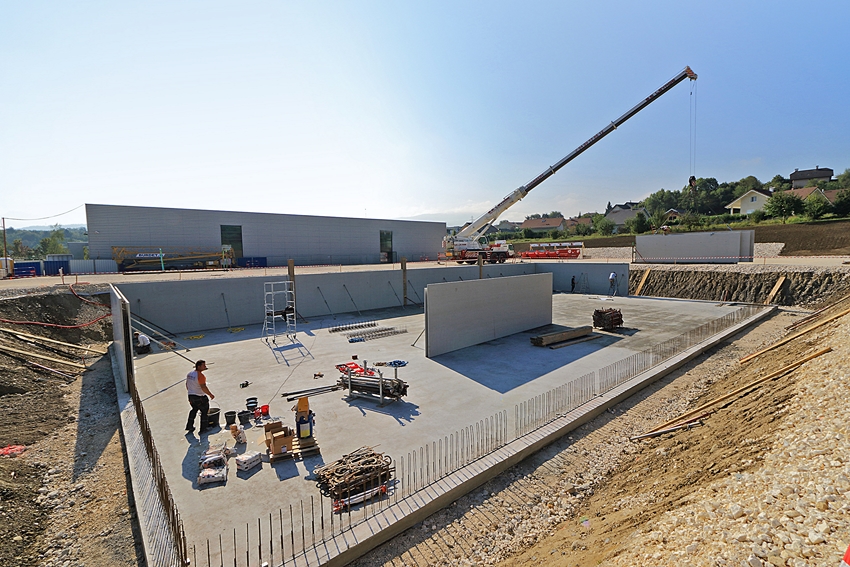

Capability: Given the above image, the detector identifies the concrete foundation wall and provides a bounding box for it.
[635,231,754,264]
[116,262,624,334]
[109,284,133,392]
[424,273,552,358]
[535,263,629,296]
[86,204,445,266]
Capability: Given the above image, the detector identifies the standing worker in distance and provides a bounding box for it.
[609,271,618,296]
[133,331,151,354]
[185,360,215,434]
[571,275,576,293]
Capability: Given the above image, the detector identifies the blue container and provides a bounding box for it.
[43,260,71,276]
[14,261,42,276]
[236,257,267,268]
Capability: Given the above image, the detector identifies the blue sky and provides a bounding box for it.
[2,1,848,229]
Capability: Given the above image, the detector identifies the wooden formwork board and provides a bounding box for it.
[634,269,651,296]
[764,275,787,305]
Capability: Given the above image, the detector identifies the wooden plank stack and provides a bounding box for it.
[530,326,592,347]
[314,446,394,499]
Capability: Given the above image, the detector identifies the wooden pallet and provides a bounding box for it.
[269,436,320,462]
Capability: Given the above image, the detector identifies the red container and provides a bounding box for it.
[261,404,270,416]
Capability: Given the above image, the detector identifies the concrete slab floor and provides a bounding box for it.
[133,292,745,555]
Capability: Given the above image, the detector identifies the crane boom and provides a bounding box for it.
[451,66,697,245]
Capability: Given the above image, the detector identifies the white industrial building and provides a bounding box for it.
[86,204,445,270]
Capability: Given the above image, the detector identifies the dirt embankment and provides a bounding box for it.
[629,266,850,306]
[0,285,142,567]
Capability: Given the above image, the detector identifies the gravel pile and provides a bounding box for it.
[607,319,850,567]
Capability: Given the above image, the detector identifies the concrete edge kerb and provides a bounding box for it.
[308,305,776,567]
[109,342,175,567]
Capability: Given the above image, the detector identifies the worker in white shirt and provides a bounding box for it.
[134,332,152,354]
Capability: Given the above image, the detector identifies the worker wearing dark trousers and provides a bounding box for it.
[185,360,215,434]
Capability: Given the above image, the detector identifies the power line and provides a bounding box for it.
[3,204,85,222]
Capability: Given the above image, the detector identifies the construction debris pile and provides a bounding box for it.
[593,308,624,331]
[314,446,393,501]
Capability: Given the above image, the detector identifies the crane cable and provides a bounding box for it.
[689,78,698,181]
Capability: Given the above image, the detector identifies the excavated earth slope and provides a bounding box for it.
[629,264,850,306]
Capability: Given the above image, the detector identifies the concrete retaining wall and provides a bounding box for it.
[109,284,133,392]
[116,262,621,334]
[424,273,552,357]
[535,263,629,296]
[635,231,755,264]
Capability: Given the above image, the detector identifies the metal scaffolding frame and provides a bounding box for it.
[262,280,295,344]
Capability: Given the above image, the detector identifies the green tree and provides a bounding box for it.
[833,189,850,217]
[592,214,615,236]
[641,188,680,216]
[679,211,703,230]
[836,168,850,189]
[548,229,563,240]
[35,225,69,256]
[649,210,667,231]
[525,214,541,220]
[764,191,804,223]
[10,238,32,258]
[804,194,833,220]
[624,212,651,234]
[574,222,593,236]
[749,210,766,223]
[521,228,534,239]
[542,211,562,219]
[766,174,791,193]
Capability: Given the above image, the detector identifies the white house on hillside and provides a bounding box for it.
[725,189,772,215]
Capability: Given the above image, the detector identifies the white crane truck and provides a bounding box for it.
[443,66,698,264]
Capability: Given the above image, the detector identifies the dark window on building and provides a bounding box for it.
[380,230,393,263]
[220,225,243,258]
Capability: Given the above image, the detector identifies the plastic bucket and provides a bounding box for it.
[237,410,252,425]
[246,397,258,411]
[261,404,270,417]
[206,407,221,428]
[224,411,237,426]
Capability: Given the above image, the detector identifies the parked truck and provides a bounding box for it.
[442,66,697,264]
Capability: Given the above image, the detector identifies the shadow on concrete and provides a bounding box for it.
[267,340,314,366]
[433,329,623,394]
[271,458,299,481]
[346,398,421,425]
[303,453,326,481]
[235,463,263,480]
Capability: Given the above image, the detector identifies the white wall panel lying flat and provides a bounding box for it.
[425,273,552,358]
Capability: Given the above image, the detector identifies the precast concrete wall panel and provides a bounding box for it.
[86,204,445,266]
[535,263,629,296]
[424,273,552,358]
[635,231,754,264]
[740,230,755,262]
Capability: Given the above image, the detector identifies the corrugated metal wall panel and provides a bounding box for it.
[86,204,445,264]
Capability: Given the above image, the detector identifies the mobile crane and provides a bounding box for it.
[443,66,698,264]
